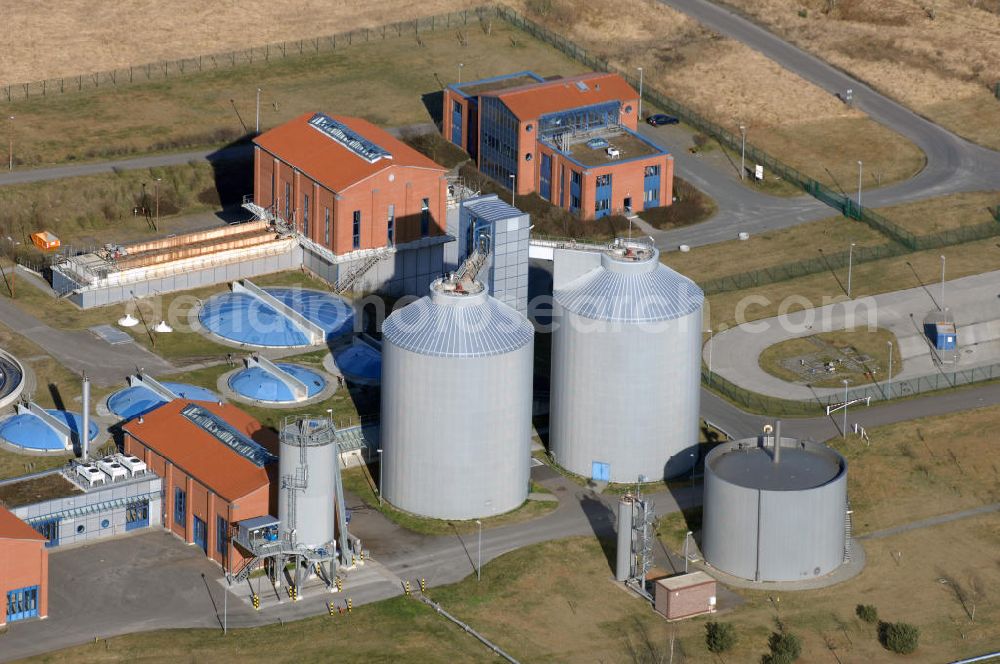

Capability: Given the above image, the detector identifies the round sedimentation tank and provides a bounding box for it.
[381,277,534,520]
[107,382,219,420]
[0,350,25,410]
[550,240,704,483]
[278,418,337,547]
[702,427,849,583]
[228,363,326,404]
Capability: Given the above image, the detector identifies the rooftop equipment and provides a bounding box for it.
[75,463,105,487]
[97,458,129,483]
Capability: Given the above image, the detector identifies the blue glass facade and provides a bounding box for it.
[451,99,463,146]
[479,96,519,189]
[644,165,661,208]
[539,101,620,138]
[6,586,39,622]
[540,153,552,201]
[594,173,613,218]
[570,170,582,213]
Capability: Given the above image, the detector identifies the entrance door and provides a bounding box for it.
[6,586,39,622]
[193,516,207,554]
[623,197,632,213]
[591,461,611,482]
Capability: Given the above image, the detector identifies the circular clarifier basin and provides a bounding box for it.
[107,382,220,421]
[334,343,381,385]
[198,287,354,348]
[228,363,327,403]
[0,409,99,453]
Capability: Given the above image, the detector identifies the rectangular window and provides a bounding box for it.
[595,199,611,212]
[644,188,660,203]
[32,517,60,547]
[453,100,462,114]
[644,165,660,177]
[595,174,612,187]
[174,487,186,526]
[571,170,582,185]
[217,515,228,556]
[571,195,580,210]
[420,198,430,238]
[352,210,361,250]
[284,182,291,222]
[126,499,150,531]
[302,193,310,237]
[193,516,207,553]
[387,204,395,246]
[324,207,330,245]
[6,586,39,622]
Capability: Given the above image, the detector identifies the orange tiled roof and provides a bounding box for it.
[254,113,446,193]
[491,72,638,121]
[122,400,274,502]
[0,504,44,541]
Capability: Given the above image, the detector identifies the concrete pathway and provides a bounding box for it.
[706,269,1000,400]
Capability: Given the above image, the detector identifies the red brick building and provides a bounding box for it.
[0,505,47,626]
[122,401,276,574]
[443,71,673,219]
[253,113,449,255]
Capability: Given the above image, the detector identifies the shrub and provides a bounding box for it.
[705,621,736,653]
[762,631,801,664]
[879,621,920,654]
[856,603,878,624]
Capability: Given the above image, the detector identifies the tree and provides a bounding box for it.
[762,631,801,664]
[879,621,920,654]
[705,621,736,653]
[856,604,878,624]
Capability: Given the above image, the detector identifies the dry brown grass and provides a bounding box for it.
[0,0,479,84]
[879,191,1000,235]
[721,0,1000,149]
[509,0,926,187]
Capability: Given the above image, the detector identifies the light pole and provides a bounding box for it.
[637,67,643,120]
[7,115,14,172]
[842,378,850,439]
[683,531,693,573]
[154,177,162,232]
[475,519,482,581]
[377,448,384,506]
[940,255,946,310]
[458,62,464,84]
[255,87,261,133]
[847,242,856,298]
[857,160,863,210]
[739,124,746,181]
[887,340,893,400]
[509,173,516,207]
[706,329,713,384]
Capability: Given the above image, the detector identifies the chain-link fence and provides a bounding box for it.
[1,8,489,103]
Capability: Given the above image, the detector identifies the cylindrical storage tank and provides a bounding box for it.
[278,419,337,547]
[701,435,848,582]
[550,241,704,483]
[381,278,534,520]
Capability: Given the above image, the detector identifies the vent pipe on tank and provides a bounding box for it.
[81,374,91,460]
[773,420,782,464]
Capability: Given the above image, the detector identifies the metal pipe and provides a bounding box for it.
[81,375,90,460]
[773,419,781,464]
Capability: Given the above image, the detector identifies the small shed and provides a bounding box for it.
[927,321,957,351]
[30,231,60,251]
[654,571,717,621]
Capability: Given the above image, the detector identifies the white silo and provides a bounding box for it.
[278,418,337,548]
[381,277,535,520]
[550,239,704,483]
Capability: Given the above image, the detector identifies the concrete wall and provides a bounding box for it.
[301,241,446,298]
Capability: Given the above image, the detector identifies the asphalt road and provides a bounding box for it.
[661,0,1000,205]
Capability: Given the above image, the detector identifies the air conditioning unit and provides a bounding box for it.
[75,463,105,487]
[97,458,129,483]
[606,147,620,159]
[118,455,148,477]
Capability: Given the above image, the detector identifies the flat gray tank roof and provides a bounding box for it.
[708,440,844,491]
[555,241,703,322]
[382,278,533,358]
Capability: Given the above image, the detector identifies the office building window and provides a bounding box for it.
[352,210,361,250]
[387,204,395,246]
[571,170,582,185]
[420,198,430,237]
[324,207,330,245]
[217,515,228,556]
[595,199,611,212]
[453,100,462,114]
[595,174,612,187]
[644,188,660,203]
[644,165,660,177]
[571,195,580,210]
[174,487,186,526]
[302,194,310,236]
[32,518,60,547]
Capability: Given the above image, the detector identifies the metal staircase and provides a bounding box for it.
[843,501,854,562]
[334,251,390,294]
[456,247,490,281]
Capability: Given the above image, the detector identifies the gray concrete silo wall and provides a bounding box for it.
[381,340,534,520]
[278,434,337,547]
[549,303,702,483]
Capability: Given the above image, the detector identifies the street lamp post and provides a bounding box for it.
[458,62,464,84]
[509,173,516,207]
[255,88,261,133]
[637,67,643,120]
[7,116,14,172]
[739,124,747,181]
[154,177,162,232]
[940,255,946,310]
[847,242,856,298]
[842,379,850,439]
[706,329,714,384]
[683,531,693,573]
[887,341,893,400]
[857,160,863,211]
[475,519,482,581]
[377,448,384,506]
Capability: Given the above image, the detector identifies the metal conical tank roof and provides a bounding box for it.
[554,242,704,322]
[383,279,534,358]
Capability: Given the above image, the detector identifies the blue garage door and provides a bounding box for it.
[591,461,611,482]
[6,586,39,622]
[193,516,208,554]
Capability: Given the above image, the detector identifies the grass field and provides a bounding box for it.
[640,178,718,230]
[879,190,1000,236]
[758,327,902,388]
[509,0,926,191]
[33,519,1000,663]
[5,22,585,168]
[704,235,1000,330]
[719,0,1000,150]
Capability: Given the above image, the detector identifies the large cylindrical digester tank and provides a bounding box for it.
[701,435,848,582]
[550,241,704,483]
[278,418,337,547]
[381,278,535,520]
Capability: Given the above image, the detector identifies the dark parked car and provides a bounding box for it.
[646,114,679,126]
